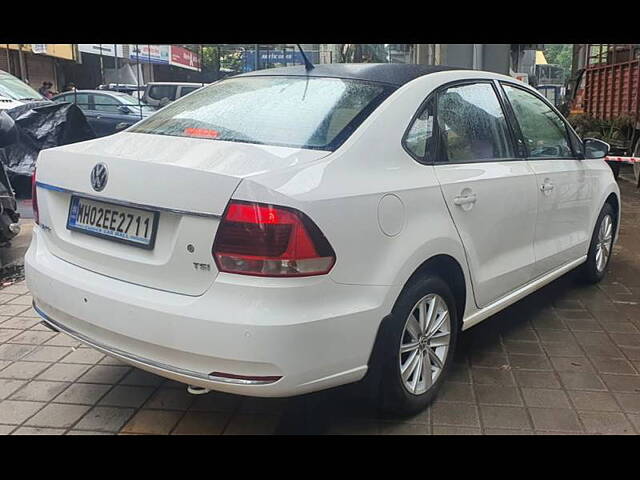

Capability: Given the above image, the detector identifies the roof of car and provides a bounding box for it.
[55,90,129,96]
[237,63,461,87]
[51,90,137,102]
[146,82,203,86]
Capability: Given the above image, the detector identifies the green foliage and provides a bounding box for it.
[544,44,573,73]
[200,45,251,75]
[219,50,244,72]
[568,113,635,148]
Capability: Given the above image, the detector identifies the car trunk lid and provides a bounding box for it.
[35,132,330,295]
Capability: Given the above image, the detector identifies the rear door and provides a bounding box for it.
[57,92,98,133]
[500,83,594,277]
[90,93,129,136]
[431,81,539,308]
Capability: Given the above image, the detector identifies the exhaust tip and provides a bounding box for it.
[8,223,20,235]
[187,385,210,395]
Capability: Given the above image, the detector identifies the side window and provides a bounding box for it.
[65,93,90,111]
[148,85,177,101]
[92,95,121,113]
[179,86,199,97]
[437,82,514,163]
[502,84,574,159]
[404,97,435,161]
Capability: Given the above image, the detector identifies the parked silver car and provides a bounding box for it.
[142,82,203,108]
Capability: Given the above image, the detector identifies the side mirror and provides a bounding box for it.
[583,138,610,159]
[0,110,18,148]
[118,105,132,114]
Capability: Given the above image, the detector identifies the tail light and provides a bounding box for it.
[213,201,336,277]
[31,170,39,225]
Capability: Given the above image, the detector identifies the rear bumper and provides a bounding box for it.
[26,227,390,397]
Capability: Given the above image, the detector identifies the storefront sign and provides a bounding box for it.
[32,44,47,54]
[242,50,319,72]
[129,45,170,64]
[170,46,201,71]
[78,44,126,58]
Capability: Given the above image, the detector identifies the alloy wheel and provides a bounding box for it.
[399,293,451,395]
[595,214,613,273]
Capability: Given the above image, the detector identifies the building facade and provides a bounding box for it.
[317,44,543,77]
[0,44,77,92]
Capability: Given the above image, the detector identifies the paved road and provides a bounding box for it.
[0,199,34,274]
[1,180,640,434]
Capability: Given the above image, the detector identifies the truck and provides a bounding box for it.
[570,44,640,159]
[534,63,566,107]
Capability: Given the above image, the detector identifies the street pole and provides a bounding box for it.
[114,44,119,88]
[255,44,259,71]
[5,45,11,75]
[99,44,104,87]
[17,44,27,82]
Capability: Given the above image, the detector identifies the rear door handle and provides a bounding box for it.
[453,193,477,206]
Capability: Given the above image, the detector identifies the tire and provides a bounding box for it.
[376,274,459,416]
[578,202,616,284]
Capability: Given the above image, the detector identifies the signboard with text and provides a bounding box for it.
[79,44,126,58]
[129,45,170,64]
[170,46,201,71]
[32,44,47,54]
[242,50,320,72]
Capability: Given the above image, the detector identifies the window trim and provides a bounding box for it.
[401,78,523,165]
[498,81,582,160]
[401,96,437,164]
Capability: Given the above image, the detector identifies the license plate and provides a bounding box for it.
[67,196,159,249]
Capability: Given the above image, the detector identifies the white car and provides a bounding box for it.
[0,69,48,110]
[142,82,203,108]
[26,64,619,415]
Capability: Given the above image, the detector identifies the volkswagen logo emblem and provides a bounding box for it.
[90,163,108,192]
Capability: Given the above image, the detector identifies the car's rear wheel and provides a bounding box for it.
[378,274,459,416]
[578,202,615,284]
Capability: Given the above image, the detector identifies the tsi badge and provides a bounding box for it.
[193,262,211,272]
[90,163,108,192]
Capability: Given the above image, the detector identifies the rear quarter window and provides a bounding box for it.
[179,86,200,97]
[147,85,177,101]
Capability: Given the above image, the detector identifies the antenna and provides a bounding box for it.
[296,44,314,71]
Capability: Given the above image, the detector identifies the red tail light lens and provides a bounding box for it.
[31,170,39,225]
[213,201,336,277]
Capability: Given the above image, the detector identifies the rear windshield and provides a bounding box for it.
[130,76,393,150]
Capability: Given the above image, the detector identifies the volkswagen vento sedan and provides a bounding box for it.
[26,64,619,415]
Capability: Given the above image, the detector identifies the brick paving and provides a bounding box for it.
[1,178,640,434]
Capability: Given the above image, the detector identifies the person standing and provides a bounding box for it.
[38,81,53,99]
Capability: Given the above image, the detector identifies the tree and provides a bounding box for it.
[544,44,573,74]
